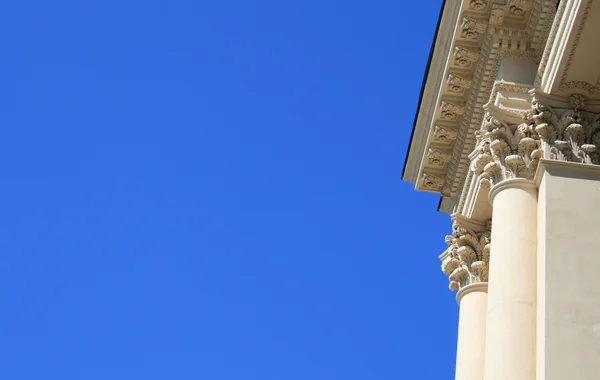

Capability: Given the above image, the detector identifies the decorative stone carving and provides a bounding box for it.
[462,18,487,40]
[559,81,600,96]
[433,126,458,144]
[444,46,539,199]
[489,5,505,26]
[407,0,556,198]
[440,101,465,121]
[427,148,452,166]
[442,219,491,291]
[448,74,472,93]
[570,93,585,110]
[473,94,600,187]
[557,1,598,95]
[508,0,533,16]
[422,172,444,190]
[489,82,532,106]
[454,47,480,67]
[532,95,600,165]
[469,0,487,11]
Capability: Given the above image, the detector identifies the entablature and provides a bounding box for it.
[403,0,559,213]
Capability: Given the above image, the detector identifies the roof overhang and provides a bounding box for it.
[402,0,560,213]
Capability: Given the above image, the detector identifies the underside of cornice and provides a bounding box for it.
[403,0,560,213]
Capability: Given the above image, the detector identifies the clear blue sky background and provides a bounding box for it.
[2,1,459,379]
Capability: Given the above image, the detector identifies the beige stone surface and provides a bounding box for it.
[455,283,488,380]
[484,179,537,380]
[535,159,600,380]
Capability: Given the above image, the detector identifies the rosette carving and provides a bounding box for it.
[441,219,491,291]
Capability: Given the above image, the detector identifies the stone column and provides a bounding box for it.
[472,111,540,380]
[470,94,600,380]
[442,217,491,380]
[455,283,488,380]
[484,179,537,380]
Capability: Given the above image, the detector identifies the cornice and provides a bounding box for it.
[402,0,461,189]
[403,0,559,210]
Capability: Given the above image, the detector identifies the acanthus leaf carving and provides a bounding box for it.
[473,94,600,187]
[441,218,491,291]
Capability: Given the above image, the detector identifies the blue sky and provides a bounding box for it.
[2,1,458,379]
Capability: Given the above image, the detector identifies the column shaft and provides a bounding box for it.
[483,179,537,380]
[455,283,488,380]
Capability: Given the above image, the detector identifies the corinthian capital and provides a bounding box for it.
[472,94,600,188]
[475,112,540,186]
[441,217,491,291]
[529,96,600,165]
